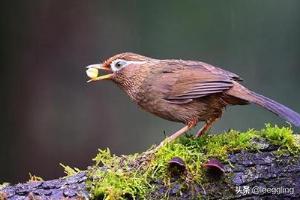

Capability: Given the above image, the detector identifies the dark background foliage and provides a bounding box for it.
[1,0,299,183]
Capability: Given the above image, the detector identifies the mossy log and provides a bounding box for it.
[1,126,300,200]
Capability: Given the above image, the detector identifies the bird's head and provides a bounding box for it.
[86,52,154,85]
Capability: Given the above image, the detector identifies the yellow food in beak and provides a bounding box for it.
[86,64,113,82]
[86,67,99,79]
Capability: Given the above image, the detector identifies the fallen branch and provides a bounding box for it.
[1,125,300,199]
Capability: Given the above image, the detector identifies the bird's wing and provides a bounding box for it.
[158,63,235,103]
[184,60,243,81]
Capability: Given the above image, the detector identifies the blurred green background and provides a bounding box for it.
[1,0,300,183]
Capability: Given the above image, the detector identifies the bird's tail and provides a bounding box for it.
[227,82,300,127]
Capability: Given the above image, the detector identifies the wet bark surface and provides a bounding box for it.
[0,172,88,200]
[1,142,299,200]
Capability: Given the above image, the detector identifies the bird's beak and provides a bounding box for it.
[86,64,113,82]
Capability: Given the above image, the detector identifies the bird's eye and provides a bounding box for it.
[111,60,127,72]
[115,61,126,68]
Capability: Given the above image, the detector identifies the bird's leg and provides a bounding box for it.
[195,117,219,137]
[156,119,197,149]
[167,124,194,142]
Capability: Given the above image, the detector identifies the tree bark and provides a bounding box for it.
[1,141,299,200]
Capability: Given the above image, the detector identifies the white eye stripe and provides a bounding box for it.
[110,59,146,72]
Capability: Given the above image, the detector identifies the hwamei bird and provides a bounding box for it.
[86,53,300,143]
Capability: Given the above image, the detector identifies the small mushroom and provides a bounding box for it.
[203,158,224,180]
[168,157,186,177]
[203,159,224,172]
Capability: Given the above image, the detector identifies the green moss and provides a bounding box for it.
[87,149,149,199]
[60,163,81,176]
[28,173,44,182]
[260,124,299,153]
[86,124,300,199]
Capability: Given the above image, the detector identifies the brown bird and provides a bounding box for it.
[86,53,300,142]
